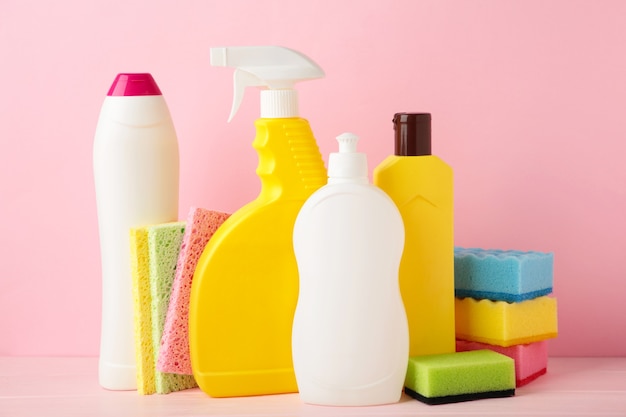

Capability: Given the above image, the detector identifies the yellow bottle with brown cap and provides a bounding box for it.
[373,113,455,357]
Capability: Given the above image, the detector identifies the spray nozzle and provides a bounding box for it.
[210,46,325,122]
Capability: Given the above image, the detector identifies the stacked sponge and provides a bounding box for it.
[130,222,197,394]
[129,207,230,394]
[453,247,557,387]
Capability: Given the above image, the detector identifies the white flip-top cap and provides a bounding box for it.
[328,133,368,184]
[210,46,325,121]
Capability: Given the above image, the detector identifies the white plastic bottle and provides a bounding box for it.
[292,133,408,406]
[93,73,179,390]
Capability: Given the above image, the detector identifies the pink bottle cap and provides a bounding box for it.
[107,73,162,96]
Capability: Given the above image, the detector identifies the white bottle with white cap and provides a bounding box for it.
[292,133,408,406]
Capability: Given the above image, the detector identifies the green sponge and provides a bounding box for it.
[148,223,198,394]
[404,350,515,405]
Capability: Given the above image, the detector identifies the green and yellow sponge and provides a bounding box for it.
[130,222,198,394]
[404,350,515,405]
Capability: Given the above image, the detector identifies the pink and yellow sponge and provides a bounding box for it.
[456,340,548,387]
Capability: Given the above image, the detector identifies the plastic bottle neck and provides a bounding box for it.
[327,133,369,184]
[328,176,368,185]
[394,113,432,156]
[260,90,299,118]
[253,118,326,200]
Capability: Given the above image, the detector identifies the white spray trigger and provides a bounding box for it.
[230,69,264,122]
[211,46,325,121]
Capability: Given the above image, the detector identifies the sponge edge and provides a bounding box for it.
[454,247,554,303]
[456,340,548,387]
[130,228,155,395]
[455,296,558,347]
[404,350,515,405]
[158,208,230,375]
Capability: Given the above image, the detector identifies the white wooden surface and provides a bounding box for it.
[1,357,625,416]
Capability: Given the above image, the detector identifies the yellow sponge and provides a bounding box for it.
[130,228,154,395]
[130,222,197,394]
[455,296,558,347]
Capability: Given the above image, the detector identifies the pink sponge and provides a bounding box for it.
[456,339,548,387]
[157,207,230,375]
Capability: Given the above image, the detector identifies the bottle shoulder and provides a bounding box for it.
[296,182,403,231]
[375,154,452,176]
[97,95,173,127]
[303,182,395,205]
[201,197,302,244]
[373,155,453,209]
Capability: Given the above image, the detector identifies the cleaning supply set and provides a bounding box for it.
[402,247,557,405]
[93,46,558,407]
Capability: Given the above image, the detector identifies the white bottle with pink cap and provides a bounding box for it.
[93,74,179,390]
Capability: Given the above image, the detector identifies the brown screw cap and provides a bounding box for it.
[393,113,432,156]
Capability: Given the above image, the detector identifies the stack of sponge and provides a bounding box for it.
[130,222,197,394]
[453,247,558,387]
[129,207,230,394]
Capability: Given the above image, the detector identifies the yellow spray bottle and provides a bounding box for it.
[189,46,327,397]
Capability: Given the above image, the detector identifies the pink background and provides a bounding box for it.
[1,1,625,357]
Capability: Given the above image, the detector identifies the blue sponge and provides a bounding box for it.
[454,248,553,303]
